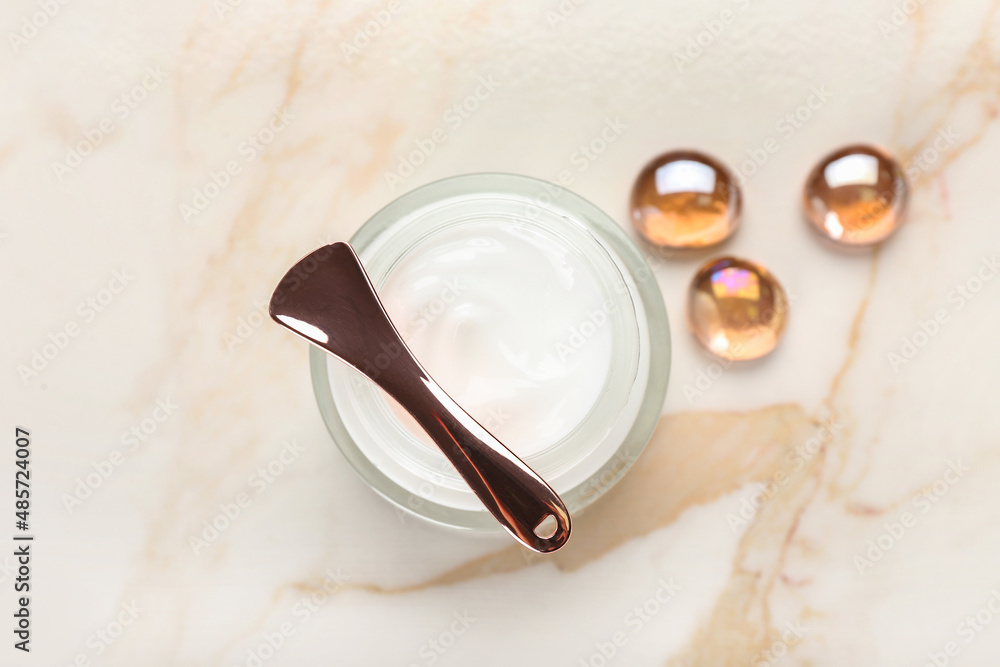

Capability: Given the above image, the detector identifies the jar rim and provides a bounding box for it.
[311,173,671,530]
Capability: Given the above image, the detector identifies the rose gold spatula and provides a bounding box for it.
[269,242,571,553]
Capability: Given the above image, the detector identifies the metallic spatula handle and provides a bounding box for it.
[269,242,571,553]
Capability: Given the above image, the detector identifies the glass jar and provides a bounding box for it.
[310,173,670,530]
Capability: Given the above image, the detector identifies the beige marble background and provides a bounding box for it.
[3,0,1000,665]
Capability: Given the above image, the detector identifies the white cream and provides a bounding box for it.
[321,175,662,521]
[378,221,613,458]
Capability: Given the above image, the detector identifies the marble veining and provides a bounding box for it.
[4,0,1000,665]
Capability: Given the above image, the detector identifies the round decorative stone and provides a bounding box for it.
[630,150,741,249]
[687,256,789,361]
[802,144,908,246]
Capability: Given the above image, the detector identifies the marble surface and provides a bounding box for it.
[4,0,1000,664]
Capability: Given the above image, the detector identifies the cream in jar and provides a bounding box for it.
[379,222,614,459]
[314,174,670,528]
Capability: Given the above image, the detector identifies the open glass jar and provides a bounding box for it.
[311,173,670,530]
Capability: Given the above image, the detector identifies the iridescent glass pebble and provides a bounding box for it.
[630,150,741,249]
[687,256,788,361]
[803,144,908,246]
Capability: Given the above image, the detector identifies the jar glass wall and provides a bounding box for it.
[310,173,670,530]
